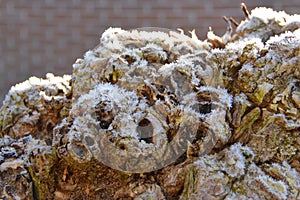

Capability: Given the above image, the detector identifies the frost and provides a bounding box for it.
[240,63,253,72]
[0,159,24,172]
[257,175,288,200]
[100,27,125,44]
[237,7,287,32]
[267,161,300,193]
[1,5,300,200]
[250,7,288,24]
[221,143,253,178]
[198,86,232,108]
[266,31,300,52]
[227,37,264,51]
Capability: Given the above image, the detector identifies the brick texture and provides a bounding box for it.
[0,0,299,104]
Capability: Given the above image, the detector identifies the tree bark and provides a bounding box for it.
[1,6,299,200]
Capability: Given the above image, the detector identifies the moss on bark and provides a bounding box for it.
[1,6,300,200]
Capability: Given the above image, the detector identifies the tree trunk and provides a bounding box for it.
[1,6,299,200]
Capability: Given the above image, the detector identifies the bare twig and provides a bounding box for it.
[241,3,250,19]
[222,16,233,44]
[223,16,230,23]
[229,17,239,27]
[223,16,233,33]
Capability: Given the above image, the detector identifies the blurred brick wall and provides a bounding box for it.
[0,0,299,104]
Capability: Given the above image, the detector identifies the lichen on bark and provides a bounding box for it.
[1,6,300,200]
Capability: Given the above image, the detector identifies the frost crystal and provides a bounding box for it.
[57,26,232,173]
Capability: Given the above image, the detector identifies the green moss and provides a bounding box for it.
[233,107,261,141]
[28,165,50,200]
[249,82,274,105]
[106,66,124,84]
[180,166,196,200]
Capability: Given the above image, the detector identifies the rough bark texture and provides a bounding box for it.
[1,7,300,200]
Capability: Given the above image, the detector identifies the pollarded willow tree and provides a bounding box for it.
[0,5,299,200]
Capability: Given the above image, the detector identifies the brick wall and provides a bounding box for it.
[0,0,299,104]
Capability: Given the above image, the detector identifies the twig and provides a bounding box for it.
[241,3,250,19]
[223,16,233,32]
[223,16,230,23]
[229,17,239,27]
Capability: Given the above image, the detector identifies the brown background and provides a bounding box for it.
[1,0,299,105]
